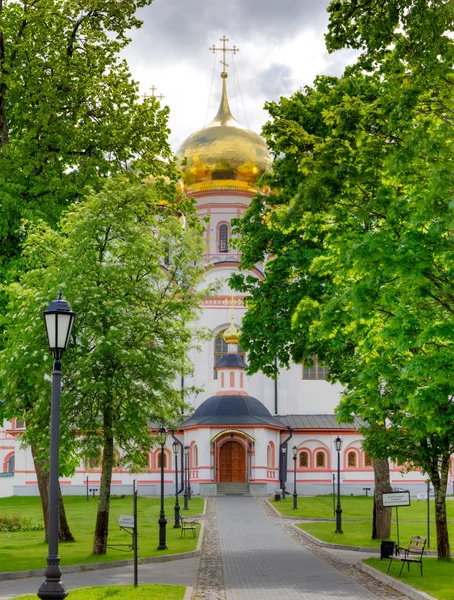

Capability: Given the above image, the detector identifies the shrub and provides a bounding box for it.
[0,515,44,532]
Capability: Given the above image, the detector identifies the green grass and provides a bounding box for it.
[365,557,454,600]
[296,519,452,549]
[270,495,454,521]
[0,496,203,573]
[17,584,185,599]
[277,494,453,550]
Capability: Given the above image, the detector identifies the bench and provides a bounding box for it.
[387,536,426,576]
[180,515,199,538]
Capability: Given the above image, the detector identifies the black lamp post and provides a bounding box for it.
[38,291,75,600]
[281,444,287,499]
[292,445,298,510]
[157,427,168,550]
[183,445,189,509]
[172,441,181,528]
[334,436,343,534]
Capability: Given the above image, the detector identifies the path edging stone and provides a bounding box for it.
[359,562,436,600]
[183,585,194,600]
[291,523,380,553]
[0,521,204,582]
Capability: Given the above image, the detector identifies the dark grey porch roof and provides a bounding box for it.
[278,414,363,430]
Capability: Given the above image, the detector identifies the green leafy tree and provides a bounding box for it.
[231,55,453,557]
[0,177,211,554]
[0,0,171,277]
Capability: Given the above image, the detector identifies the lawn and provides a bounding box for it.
[296,520,450,550]
[270,495,454,522]
[17,584,185,599]
[0,496,204,573]
[365,557,454,600]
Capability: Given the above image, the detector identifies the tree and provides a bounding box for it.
[231,55,453,557]
[0,0,171,277]
[0,177,211,554]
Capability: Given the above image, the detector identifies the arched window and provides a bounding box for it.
[299,451,309,468]
[302,356,329,380]
[347,451,357,468]
[7,454,15,473]
[267,444,272,468]
[214,329,245,379]
[14,418,25,429]
[219,224,229,252]
[364,454,373,467]
[157,450,168,469]
[315,451,326,468]
[192,444,198,468]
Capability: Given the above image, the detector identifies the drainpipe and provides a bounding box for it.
[274,355,278,415]
[279,427,293,499]
[170,430,184,494]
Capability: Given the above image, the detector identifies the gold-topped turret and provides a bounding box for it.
[223,315,240,345]
[176,36,272,195]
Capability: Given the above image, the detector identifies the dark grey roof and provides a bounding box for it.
[215,353,247,368]
[181,395,284,428]
[278,414,363,430]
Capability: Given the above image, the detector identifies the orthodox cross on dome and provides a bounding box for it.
[210,35,239,76]
[222,294,243,320]
[142,85,165,101]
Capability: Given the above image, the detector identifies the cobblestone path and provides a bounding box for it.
[260,498,408,600]
[214,496,408,600]
[195,497,226,600]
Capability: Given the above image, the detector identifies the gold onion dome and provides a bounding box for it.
[223,317,240,345]
[176,72,272,195]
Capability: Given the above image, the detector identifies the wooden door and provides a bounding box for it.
[219,441,246,482]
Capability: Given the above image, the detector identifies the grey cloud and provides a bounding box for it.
[254,63,294,100]
[131,0,330,68]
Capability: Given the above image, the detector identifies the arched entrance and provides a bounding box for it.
[219,441,246,482]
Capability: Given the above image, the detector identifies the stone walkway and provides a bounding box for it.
[0,556,199,599]
[212,496,408,600]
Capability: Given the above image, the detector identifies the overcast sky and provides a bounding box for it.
[123,0,358,151]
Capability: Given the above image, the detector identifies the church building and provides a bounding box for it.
[0,39,432,498]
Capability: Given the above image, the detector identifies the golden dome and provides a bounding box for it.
[223,317,240,345]
[176,73,272,195]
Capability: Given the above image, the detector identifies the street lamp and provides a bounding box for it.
[292,445,298,510]
[183,445,189,510]
[157,427,168,550]
[38,291,75,600]
[172,441,181,528]
[334,436,343,534]
[281,444,287,499]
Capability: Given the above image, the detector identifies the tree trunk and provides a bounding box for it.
[31,444,49,542]
[58,485,75,542]
[431,455,451,560]
[31,444,75,542]
[92,404,114,555]
[372,458,392,539]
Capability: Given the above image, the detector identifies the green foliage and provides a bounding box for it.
[0,0,173,277]
[0,176,211,474]
[0,514,44,532]
[231,2,453,558]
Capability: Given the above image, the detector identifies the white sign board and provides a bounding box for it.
[382,491,410,507]
[118,514,135,528]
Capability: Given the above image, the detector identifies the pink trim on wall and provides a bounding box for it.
[344,447,360,470]
[313,446,331,471]
[3,451,15,473]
